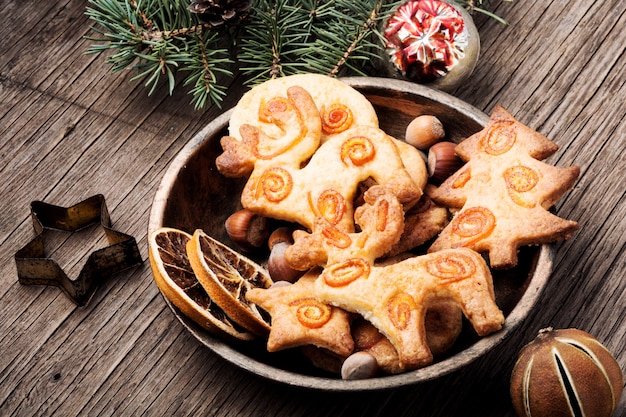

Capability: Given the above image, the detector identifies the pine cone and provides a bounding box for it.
[189,0,254,26]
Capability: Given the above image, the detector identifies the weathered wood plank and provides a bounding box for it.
[1,0,624,416]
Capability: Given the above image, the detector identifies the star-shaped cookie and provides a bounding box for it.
[246,271,354,357]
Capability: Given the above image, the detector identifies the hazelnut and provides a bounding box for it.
[405,115,446,150]
[269,280,292,289]
[224,209,270,252]
[267,241,305,283]
[510,327,624,417]
[341,351,379,380]
[267,226,294,250]
[427,141,463,183]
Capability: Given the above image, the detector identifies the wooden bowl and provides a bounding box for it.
[148,77,554,391]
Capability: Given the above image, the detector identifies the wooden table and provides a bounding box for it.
[2,1,624,415]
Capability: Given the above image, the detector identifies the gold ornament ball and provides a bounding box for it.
[510,327,623,417]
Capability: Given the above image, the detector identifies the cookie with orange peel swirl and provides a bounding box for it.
[219,85,422,233]
[217,84,322,179]
[428,105,580,268]
[300,299,463,375]
[246,270,354,357]
[216,75,428,220]
[228,73,379,144]
[349,299,463,375]
[286,186,504,370]
[285,185,407,271]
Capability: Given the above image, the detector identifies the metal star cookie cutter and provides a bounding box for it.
[15,194,143,306]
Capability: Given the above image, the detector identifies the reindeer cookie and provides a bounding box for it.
[217,85,422,232]
[428,105,580,268]
[286,186,504,370]
[299,299,463,375]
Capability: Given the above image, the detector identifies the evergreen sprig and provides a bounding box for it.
[85,0,509,109]
[85,0,233,109]
[236,0,401,84]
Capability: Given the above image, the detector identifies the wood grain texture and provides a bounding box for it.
[1,0,624,416]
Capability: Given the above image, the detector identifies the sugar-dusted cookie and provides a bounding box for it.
[246,270,354,357]
[428,105,580,268]
[286,186,504,370]
[228,73,379,144]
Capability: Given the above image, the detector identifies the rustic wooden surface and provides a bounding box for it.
[1,0,624,416]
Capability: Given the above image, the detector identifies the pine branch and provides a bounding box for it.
[237,0,318,83]
[85,0,233,109]
[85,0,512,109]
[298,0,401,77]
[237,0,401,84]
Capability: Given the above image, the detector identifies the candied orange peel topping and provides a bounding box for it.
[321,225,352,249]
[258,97,291,123]
[387,293,417,331]
[312,189,347,226]
[257,167,293,202]
[451,206,496,244]
[426,251,477,284]
[322,258,371,287]
[452,168,471,188]
[290,297,332,328]
[504,165,539,192]
[340,136,376,166]
[321,104,354,134]
[480,121,516,155]
[504,165,540,208]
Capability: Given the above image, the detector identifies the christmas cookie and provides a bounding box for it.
[428,105,580,268]
[285,185,407,271]
[217,84,322,178]
[228,73,379,144]
[315,247,503,370]
[218,86,422,232]
[299,299,463,376]
[350,299,462,374]
[286,186,504,370]
[246,271,354,357]
[385,184,449,257]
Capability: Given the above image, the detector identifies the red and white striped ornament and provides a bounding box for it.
[383,0,480,91]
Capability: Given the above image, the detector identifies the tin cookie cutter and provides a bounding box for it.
[15,194,143,306]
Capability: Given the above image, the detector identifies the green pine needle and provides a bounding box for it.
[85,0,233,108]
[85,0,511,109]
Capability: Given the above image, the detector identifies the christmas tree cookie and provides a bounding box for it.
[428,105,580,269]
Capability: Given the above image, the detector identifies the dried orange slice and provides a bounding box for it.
[187,229,273,336]
[148,227,254,341]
